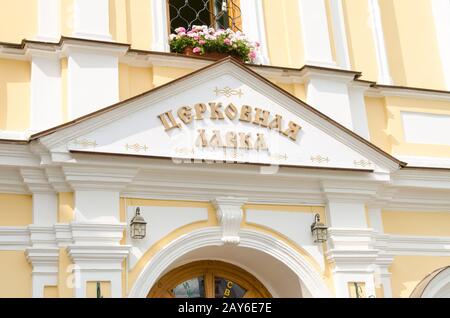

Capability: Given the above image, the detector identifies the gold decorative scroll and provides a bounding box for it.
[125,143,149,152]
[310,155,330,164]
[214,86,244,98]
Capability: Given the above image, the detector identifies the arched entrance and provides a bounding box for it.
[148,260,272,298]
[129,227,332,298]
[410,266,450,298]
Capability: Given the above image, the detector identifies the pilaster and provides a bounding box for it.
[297,0,336,67]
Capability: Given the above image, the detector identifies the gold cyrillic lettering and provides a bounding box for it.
[225,103,238,120]
[177,106,193,124]
[255,133,268,151]
[194,103,207,120]
[196,129,208,147]
[268,114,282,132]
[209,130,223,148]
[238,132,252,149]
[225,132,237,148]
[239,105,252,122]
[209,102,225,120]
[158,111,181,131]
[283,121,301,141]
[253,108,270,127]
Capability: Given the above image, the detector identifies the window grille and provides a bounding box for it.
[168,0,242,33]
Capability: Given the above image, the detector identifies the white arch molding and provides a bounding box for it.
[421,267,450,298]
[128,227,333,298]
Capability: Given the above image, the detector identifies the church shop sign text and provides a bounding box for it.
[158,103,301,151]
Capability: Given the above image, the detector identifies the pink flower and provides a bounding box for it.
[255,41,261,48]
[175,27,186,34]
[248,51,257,60]
[193,35,200,40]
[199,40,206,45]
[224,38,231,45]
[193,47,201,54]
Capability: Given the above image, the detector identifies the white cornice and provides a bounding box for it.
[385,235,450,256]
[0,227,30,250]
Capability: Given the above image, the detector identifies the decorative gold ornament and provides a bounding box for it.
[310,155,330,164]
[125,143,149,152]
[214,86,244,98]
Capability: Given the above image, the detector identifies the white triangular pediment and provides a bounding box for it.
[38,59,400,172]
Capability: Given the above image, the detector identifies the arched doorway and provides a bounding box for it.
[410,266,450,298]
[148,260,272,298]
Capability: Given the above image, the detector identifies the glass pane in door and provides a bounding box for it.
[214,277,246,298]
[172,277,206,298]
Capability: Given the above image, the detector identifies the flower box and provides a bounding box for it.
[169,25,259,63]
[182,46,240,61]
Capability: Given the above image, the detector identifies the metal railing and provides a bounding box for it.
[168,0,242,33]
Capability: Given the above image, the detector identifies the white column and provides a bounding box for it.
[68,225,129,298]
[305,71,354,130]
[66,48,120,119]
[26,247,59,298]
[32,193,58,226]
[368,206,394,298]
[151,0,170,52]
[30,53,63,132]
[20,169,58,225]
[348,84,370,140]
[329,0,351,69]
[240,0,270,65]
[431,0,450,90]
[368,0,393,85]
[323,182,378,298]
[36,0,60,41]
[73,0,111,41]
[297,0,336,67]
[74,190,120,223]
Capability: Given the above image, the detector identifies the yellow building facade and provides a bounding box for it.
[0,0,449,298]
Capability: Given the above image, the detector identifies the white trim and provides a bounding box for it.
[297,0,336,67]
[384,235,450,256]
[36,0,60,42]
[368,0,393,85]
[329,0,351,69]
[0,227,30,250]
[421,267,450,298]
[128,227,332,298]
[396,155,450,169]
[240,0,270,65]
[151,0,170,52]
[431,0,450,90]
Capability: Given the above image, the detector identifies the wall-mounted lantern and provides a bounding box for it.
[130,207,147,239]
[311,213,328,243]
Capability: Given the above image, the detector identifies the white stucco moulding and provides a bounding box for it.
[213,197,246,245]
